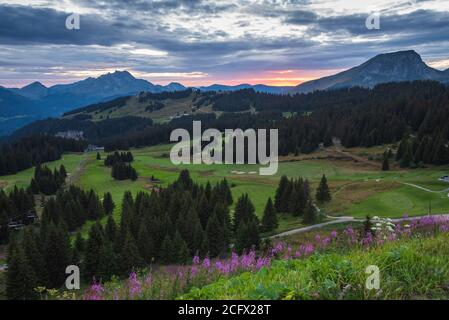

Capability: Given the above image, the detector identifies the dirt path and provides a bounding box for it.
[66,153,92,185]
[270,213,449,239]
[333,147,380,169]
[400,182,449,193]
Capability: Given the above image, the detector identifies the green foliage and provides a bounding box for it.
[261,197,278,232]
[316,174,331,203]
[182,233,449,300]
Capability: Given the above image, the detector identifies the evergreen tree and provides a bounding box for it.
[302,199,317,224]
[96,152,101,160]
[43,223,71,288]
[316,174,331,203]
[274,175,288,212]
[159,234,173,264]
[105,215,118,243]
[172,230,189,264]
[22,228,44,284]
[103,192,115,215]
[400,140,413,168]
[261,197,278,232]
[6,246,37,300]
[205,212,226,257]
[382,151,390,171]
[119,231,143,275]
[97,241,117,282]
[84,222,105,281]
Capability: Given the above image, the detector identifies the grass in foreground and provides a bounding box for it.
[182,232,449,300]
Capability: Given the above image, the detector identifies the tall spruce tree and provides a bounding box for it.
[316,174,331,203]
[382,151,390,171]
[261,197,278,232]
[6,246,37,300]
[103,192,115,215]
[302,199,317,224]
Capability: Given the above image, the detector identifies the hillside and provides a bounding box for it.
[293,50,449,93]
[62,89,216,124]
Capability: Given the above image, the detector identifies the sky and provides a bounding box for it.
[0,0,449,88]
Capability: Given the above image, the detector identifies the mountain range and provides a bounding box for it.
[292,50,449,93]
[1,50,449,136]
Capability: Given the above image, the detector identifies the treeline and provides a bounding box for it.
[0,135,86,176]
[104,151,134,166]
[10,81,449,166]
[42,186,114,232]
[10,116,153,146]
[5,170,263,299]
[111,162,138,181]
[0,187,35,244]
[30,165,67,195]
[271,174,331,225]
[6,186,116,299]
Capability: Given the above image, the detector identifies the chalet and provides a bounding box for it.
[439,175,449,182]
[8,221,24,230]
[24,210,39,224]
[84,144,104,152]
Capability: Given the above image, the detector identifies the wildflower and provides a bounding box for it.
[128,271,142,299]
[202,257,211,269]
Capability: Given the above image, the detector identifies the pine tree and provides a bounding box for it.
[172,230,189,264]
[105,215,118,243]
[6,246,37,300]
[159,233,174,264]
[205,212,226,257]
[137,223,154,264]
[261,197,278,232]
[84,222,105,281]
[235,222,248,254]
[103,192,115,215]
[96,152,101,160]
[274,175,288,212]
[316,174,331,203]
[97,241,117,282]
[119,231,143,275]
[233,194,257,231]
[302,199,317,224]
[43,223,71,288]
[22,228,44,284]
[400,139,413,168]
[382,151,390,171]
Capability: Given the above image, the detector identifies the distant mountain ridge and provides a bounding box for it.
[292,50,449,93]
[0,71,188,135]
[2,50,449,136]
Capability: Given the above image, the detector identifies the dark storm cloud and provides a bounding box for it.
[0,5,125,45]
[77,0,236,15]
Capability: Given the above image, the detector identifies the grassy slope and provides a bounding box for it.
[2,144,449,234]
[182,232,449,300]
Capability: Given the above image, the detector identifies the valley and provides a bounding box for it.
[2,142,448,238]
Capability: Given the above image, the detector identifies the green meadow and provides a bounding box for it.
[2,143,449,234]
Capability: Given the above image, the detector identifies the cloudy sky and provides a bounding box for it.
[1,0,449,87]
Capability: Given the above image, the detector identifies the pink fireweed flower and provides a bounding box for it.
[192,255,200,265]
[128,271,142,298]
[230,252,239,272]
[255,256,270,270]
[144,274,152,287]
[190,265,198,278]
[202,257,211,269]
[84,282,104,300]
